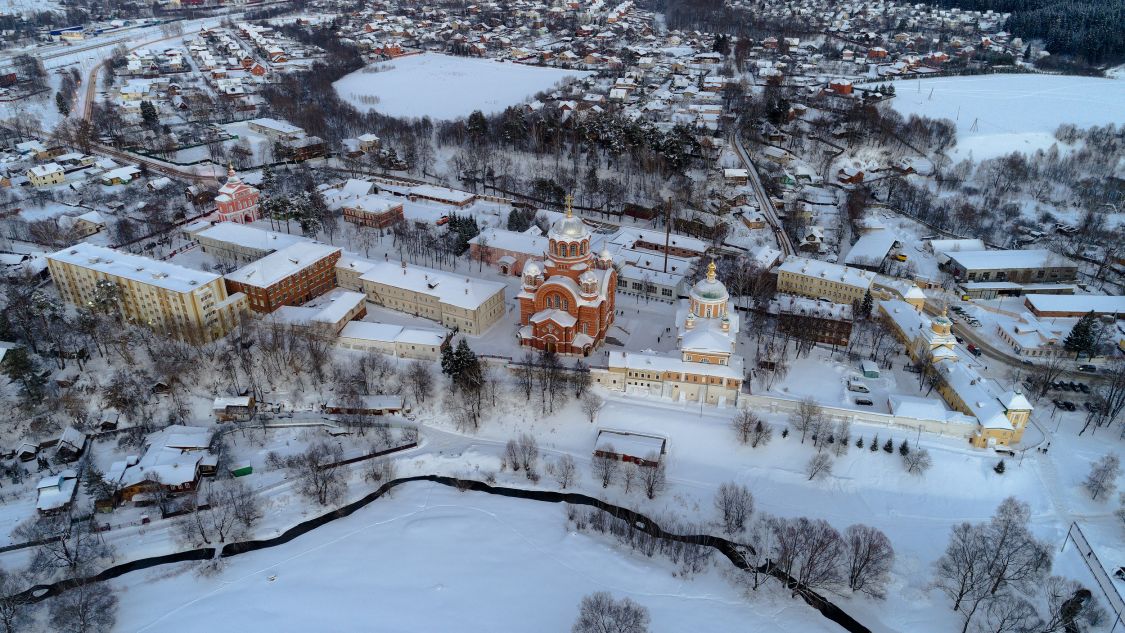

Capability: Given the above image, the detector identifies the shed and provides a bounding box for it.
[230,463,253,477]
[861,360,880,379]
[594,430,666,467]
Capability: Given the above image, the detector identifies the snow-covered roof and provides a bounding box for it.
[779,256,875,289]
[48,243,220,294]
[844,231,897,266]
[213,396,252,409]
[272,290,366,327]
[36,470,78,512]
[946,249,1073,271]
[594,430,665,459]
[338,320,447,347]
[359,262,505,310]
[197,222,305,252]
[468,227,549,255]
[608,350,743,380]
[1024,294,1125,316]
[226,242,341,289]
[326,395,404,410]
[408,184,475,204]
[120,425,213,489]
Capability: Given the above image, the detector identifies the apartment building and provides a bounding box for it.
[776,257,876,305]
[47,243,246,342]
[359,261,506,336]
[224,242,342,313]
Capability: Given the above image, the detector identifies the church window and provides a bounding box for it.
[562,298,569,310]
[569,244,577,257]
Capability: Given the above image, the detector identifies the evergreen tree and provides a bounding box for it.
[140,100,159,128]
[260,163,276,193]
[466,110,488,142]
[870,433,879,452]
[994,459,1006,474]
[2,347,44,402]
[898,439,910,456]
[55,91,70,117]
[856,436,865,449]
[882,438,894,453]
[1064,311,1098,359]
[440,343,458,377]
[781,428,789,439]
[860,291,873,318]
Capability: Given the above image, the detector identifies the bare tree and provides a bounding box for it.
[806,453,833,481]
[290,441,345,506]
[364,455,398,486]
[517,432,540,478]
[504,439,521,472]
[790,397,822,444]
[0,567,32,633]
[175,478,261,547]
[1037,576,1106,633]
[571,591,650,633]
[934,522,993,619]
[592,448,620,488]
[833,420,851,457]
[554,454,577,489]
[771,516,846,592]
[639,454,666,500]
[843,524,894,599]
[405,360,434,404]
[48,581,118,633]
[581,392,603,423]
[903,448,933,476]
[622,463,638,494]
[979,592,1039,633]
[714,482,754,535]
[1083,453,1120,500]
[732,409,759,444]
[15,517,114,578]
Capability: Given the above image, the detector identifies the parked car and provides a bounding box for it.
[1078,383,1091,394]
[1064,401,1077,411]
[1078,364,1097,372]
[855,398,874,406]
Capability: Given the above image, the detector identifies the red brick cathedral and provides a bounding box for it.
[517,197,616,356]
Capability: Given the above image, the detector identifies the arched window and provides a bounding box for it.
[569,244,577,257]
[562,298,569,310]
[580,242,586,255]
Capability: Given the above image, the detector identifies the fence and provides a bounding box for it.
[1062,522,1125,632]
[736,393,977,441]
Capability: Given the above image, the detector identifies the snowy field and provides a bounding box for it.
[880,74,1125,161]
[333,53,592,120]
[0,0,61,16]
[111,483,836,633]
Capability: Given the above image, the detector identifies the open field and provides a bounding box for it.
[333,53,592,120]
[880,74,1125,161]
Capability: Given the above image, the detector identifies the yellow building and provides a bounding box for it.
[27,163,65,188]
[879,299,1033,448]
[777,257,875,305]
[47,243,247,343]
[359,261,506,336]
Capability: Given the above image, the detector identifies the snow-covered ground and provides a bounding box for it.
[333,53,592,120]
[110,483,837,633]
[879,74,1125,161]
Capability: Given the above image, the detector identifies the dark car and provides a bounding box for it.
[1078,364,1097,372]
[1064,401,1077,411]
[1078,383,1091,394]
[855,398,874,406]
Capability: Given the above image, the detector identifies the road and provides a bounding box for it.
[729,124,794,257]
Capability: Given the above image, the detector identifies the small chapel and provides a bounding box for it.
[517,197,616,356]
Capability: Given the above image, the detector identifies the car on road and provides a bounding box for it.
[967,344,982,357]
[1078,364,1097,372]
[1021,359,1034,366]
